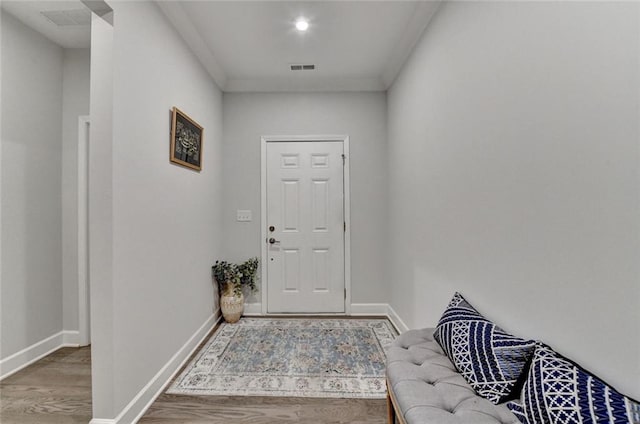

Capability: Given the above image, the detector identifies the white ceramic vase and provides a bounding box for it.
[220,283,244,323]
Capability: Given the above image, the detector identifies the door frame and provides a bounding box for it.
[78,115,91,346]
[260,135,351,315]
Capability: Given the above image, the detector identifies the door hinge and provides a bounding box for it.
[342,154,346,165]
[344,222,346,232]
[344,288,347,299]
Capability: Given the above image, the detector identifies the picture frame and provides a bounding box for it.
[170,107,204,171]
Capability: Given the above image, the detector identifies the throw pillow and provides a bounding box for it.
[512,343,640,424]
[506,400,530,424]
[433,292,536,404]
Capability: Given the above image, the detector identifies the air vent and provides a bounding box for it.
[41,9,91,26]
[290,64,316,71]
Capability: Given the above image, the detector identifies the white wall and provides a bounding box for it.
[222,92,388,305]
[387,1,639,399]
[90,2,224,419]
[61,49,90,333]
[89,11,115,419]
[1,11,64,358]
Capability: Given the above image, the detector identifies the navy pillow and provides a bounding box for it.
[513,343,640,424]
[506,400,530,424]
[433,292,536,404]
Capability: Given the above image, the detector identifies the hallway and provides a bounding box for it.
[0,336,386,424]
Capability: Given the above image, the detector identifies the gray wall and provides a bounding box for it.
[88,12,115,418]
[1,11,64,358]
[61,48,90,332]
[222,92,388,304]
[387,1,639,399]
[89,2,224,418]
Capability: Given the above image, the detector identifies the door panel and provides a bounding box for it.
[311,179,329,231]
[266,141,344,313]
[282,180,300,231]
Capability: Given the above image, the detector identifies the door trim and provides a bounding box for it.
[78,115,91,346]
[260,135,351,315]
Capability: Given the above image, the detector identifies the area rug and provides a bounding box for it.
[167,318,398,398]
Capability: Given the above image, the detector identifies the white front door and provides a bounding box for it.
[266,141,345,313]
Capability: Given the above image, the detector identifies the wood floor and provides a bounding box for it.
[140,393,386,423]
[0,347,93,423]
[141,318,388,424]
[0,322,388,424]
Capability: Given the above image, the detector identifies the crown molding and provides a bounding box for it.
[156,1,227,91]
[382,1,442,89]
[225,76,385,93]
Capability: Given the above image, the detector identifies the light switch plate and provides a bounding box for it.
[236,210,252,222]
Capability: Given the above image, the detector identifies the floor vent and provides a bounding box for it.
[290,64,316,71]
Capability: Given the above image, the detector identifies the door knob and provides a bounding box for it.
[269,238,280,245]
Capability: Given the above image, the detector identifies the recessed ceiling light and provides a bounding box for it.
[295,18,309,32]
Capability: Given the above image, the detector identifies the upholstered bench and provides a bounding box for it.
[386,293,640,424]
[386,328,520,424]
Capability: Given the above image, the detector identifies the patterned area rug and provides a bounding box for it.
[168,318,397,398]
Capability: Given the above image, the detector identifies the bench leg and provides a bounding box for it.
[387,390,395,424]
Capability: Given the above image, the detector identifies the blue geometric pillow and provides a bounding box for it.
[514,344,640,424]
[433,292,536,404]
[506,400,530,424]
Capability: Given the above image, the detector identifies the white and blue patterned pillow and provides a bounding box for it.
[433,292,536,404]
[506,400,530,424]
[509,344,640,424]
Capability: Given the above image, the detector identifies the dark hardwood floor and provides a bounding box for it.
[0,319,388,423]
[0,347,93,424]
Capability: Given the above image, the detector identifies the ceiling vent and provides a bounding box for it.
[41,9,92,26]
[290,64,316,71]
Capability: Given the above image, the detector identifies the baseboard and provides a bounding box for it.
[62,330,80,346]
[1,331,66,380]
[351,303,409,333]
[242,302,409,334]
[96,309,221,424]
[243,302,263,315]
[350,303,389,315]
[386,304,409,333]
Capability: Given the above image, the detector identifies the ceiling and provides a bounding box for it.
[1,0,441,92]
[159,1,441,92]
[1,0,91,48]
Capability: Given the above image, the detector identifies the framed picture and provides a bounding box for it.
[170,107,204,171]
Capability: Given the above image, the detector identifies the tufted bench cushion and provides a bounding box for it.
[386,328,521,424]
